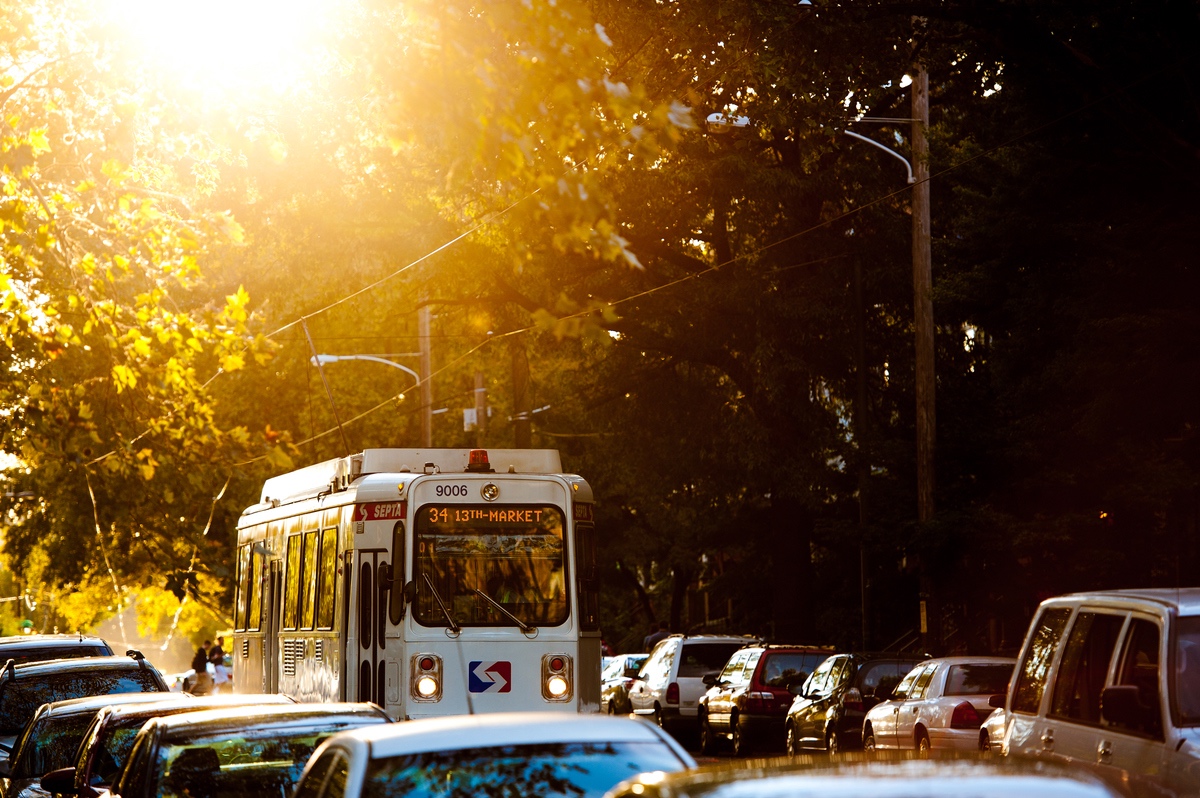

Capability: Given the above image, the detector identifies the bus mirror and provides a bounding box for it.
[403,581,417,603]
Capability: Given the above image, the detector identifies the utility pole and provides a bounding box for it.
[418,301,433,448]
[912,63,940,651]
[472,371,487,446]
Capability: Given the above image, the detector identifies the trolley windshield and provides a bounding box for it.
[414,504,568,628]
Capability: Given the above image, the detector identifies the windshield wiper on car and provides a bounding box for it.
[422,574,460,633]
[473,589,536,634]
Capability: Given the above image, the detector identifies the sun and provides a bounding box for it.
[101,0,350,95]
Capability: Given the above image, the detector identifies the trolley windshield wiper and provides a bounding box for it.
[474,588,536,634]
[422,574,460,633]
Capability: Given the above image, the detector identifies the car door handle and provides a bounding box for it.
[909,707,919,714]
[1041,729,1054,750]
[1097,740,1112,761]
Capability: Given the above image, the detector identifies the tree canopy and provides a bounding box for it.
[1,0,1198,651]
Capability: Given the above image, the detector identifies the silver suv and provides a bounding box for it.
[1000,589,1200,796]
[628,634,759,735]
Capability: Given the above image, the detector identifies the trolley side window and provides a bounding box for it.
[284,535,302,630]
[235,543,250,631]
[317,527,338,630]
[414,504,568,628]
[248,547,263,631]
[576,523,599,632]
[300,530,319,630]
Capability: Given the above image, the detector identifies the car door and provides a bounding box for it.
[1008,605,1074,758]
[630,642,675,718]
[708,651,749,732]
[1099,614,1169,797]
[894,662,939,749]
[801,656,848,746]
[1043,609,1126,767]
[791,656,836,747]
[871,664,922,749]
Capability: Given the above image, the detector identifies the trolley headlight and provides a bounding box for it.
[412,654,443,702]
[541,653,573,702]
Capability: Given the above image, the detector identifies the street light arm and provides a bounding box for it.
[841,130,916,184]
[311,354,421,385]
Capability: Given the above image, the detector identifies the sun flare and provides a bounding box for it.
[102,0,349,95]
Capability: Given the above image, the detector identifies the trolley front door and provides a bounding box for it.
[353,549,389,704]
[264,560,282,694]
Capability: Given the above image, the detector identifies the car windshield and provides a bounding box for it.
[363,741,686,798]
[0,670,162,735]
[760,653,828,688]
[10,712,95,778]
[1174,615,1200,724]
[154,724,370,797]
[678,644,747,677]
[414,504,568,628]
[944,663,1014,696]
[0,646,109,665]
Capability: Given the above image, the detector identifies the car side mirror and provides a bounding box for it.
[988,693,1006,709]
[788,682,806,696]
[702,673,719,687]
[1101,685,1143,726]
[41,766,78,794]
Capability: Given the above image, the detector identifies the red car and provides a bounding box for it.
[697,644,832,755]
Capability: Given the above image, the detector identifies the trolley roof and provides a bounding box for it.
[257,448,569,508]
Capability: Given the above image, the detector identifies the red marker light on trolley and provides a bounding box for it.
[466,449,493,472]
[550,656,565,672]
[420,656,435,671]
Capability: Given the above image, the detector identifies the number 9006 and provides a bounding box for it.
[435,484,468,497]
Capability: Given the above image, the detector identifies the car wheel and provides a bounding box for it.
[825,729,840,756]
[863,731,876,752]
[654,706,665,730]
[916,731,931,757]
[979,729,989,751]
[607,701,616,715]
[730,715,750,757]
[699,714,718,755]
[786,723,799,757]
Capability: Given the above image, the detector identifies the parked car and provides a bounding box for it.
[0,653,168,758]
[861,656,1015,753]
[601,654,648,715]
[292,711,694,798]
[107,703,389,798]
[1000,588,1200,798]
[0,692,178,797]
[628,634,759,735]
[698,644,832,756]
[38,693,295,798]
[604,753,1126,798]
[783,653,925,755]
[980,706,1006,752]
[0,635,112,666]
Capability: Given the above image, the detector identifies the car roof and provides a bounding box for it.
[912,656,1017,667]
[2,654,160,678]
[745,644,836,653]
[148,702,387,738]
[99,694,293,722]
[0,634,109,649]
[37,692,181,718]
[671,634,761,644]
[331,712,685,759]
[1056,588,1200,615]
[612,755,1120,798]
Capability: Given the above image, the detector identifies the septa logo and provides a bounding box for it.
[468,661,512,693]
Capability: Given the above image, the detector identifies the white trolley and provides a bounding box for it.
[231,448,600,718]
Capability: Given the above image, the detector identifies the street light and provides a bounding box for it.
[310,353,431,447]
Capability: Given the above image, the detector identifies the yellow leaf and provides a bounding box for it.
[186,338,203,352]
[221,352,245,372]
[112,364,137,392]
[138,462,155,480]
[78,402,93,420]
[29,129,50,156]
[132,337,151,357]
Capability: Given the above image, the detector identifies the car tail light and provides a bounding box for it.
[666,682,680,704]
[844,687,864,712]
[746,690,771,712]
[951,701,981,729]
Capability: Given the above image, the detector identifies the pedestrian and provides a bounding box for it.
[643,621,669,652]
[209,635,226,663]
[188,640,214,695]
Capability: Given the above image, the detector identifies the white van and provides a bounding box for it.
[1000,589,1200,797]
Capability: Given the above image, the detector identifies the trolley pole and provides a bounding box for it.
[418,301,433,448]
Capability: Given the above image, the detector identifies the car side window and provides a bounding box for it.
[741,651,763,683]
[910,663,939,700]
[295,750,338,798]
[1013,606,1073,714]
[891,665,924,700]
[720,652,749,682]
[807,657,836,696]
[654,643,677,683]
[1111,617,1163,739]
[1050,611,1124,725]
